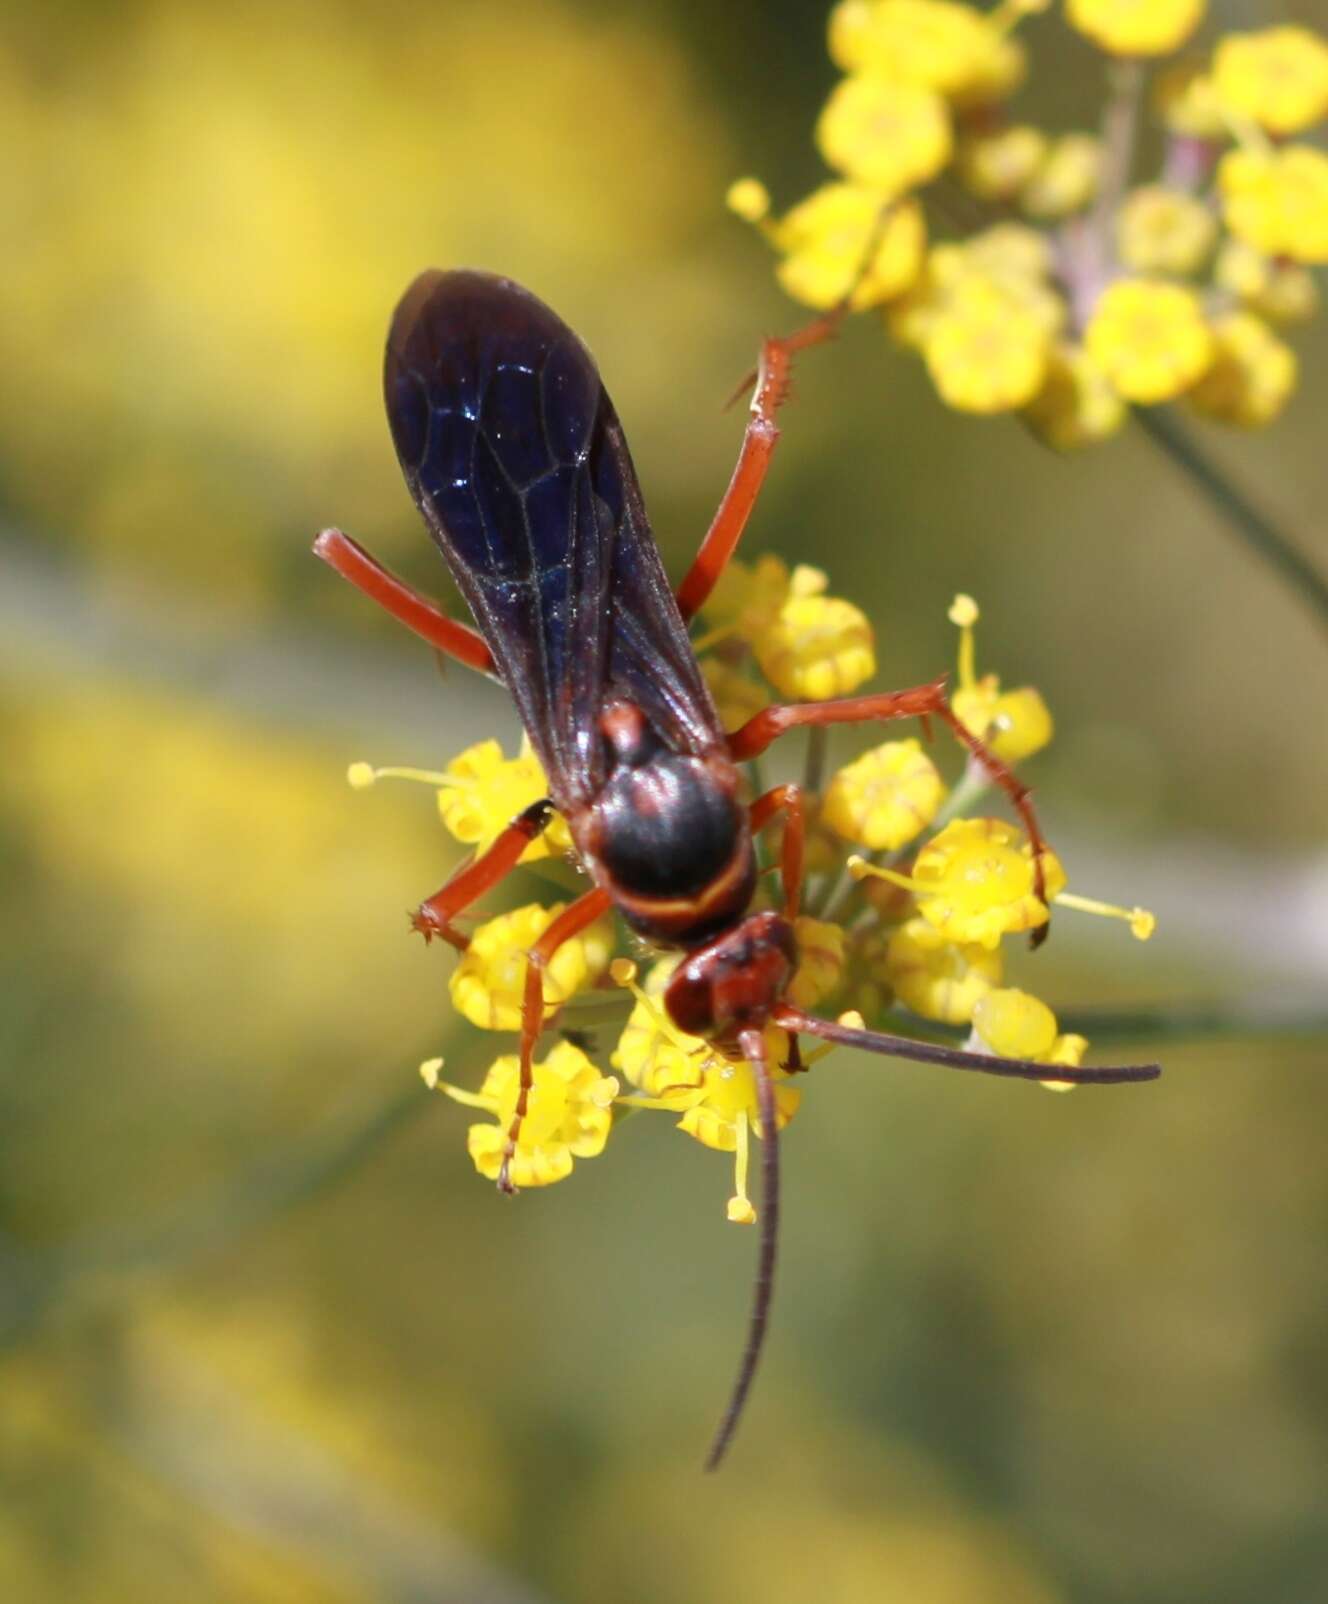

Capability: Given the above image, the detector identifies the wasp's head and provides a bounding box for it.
[662,910,797,1042]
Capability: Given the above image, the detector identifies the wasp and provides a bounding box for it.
[316,270,1159,1468]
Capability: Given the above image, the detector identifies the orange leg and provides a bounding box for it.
[728,678,1049,923]
[674,307,850,623]
[412,801,554,951]
[498,887,614,1195]
[314,527,497,677]
[749,783,805,920]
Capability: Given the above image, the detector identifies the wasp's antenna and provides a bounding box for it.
[704,1027,782,1472]
[773,1006,1160,1085]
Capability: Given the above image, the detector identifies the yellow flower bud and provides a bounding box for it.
[450,903,614,1031]
[822,738,945,851]
[1188,312,1297,429]
[1213,27,1328,137]
[1084,279,1214,404]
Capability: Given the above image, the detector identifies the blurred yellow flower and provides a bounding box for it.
[450,903,615,1031]
[753,566,877,700]
[767,185,928,310]
[828,0,1023,102]
[1188,312,1297,428]
[1218,145,1328,264]
[702,553,794,642]
[452,1042,617,1188]
[701,656,771,731]
[822,739,946,851]
[1023,341,1127,450]
[1213,240,1319,325]
[924,284,1050,413]
[1155,63,1227,138]
[1065,0,1204,58]
[816,74,952,194]
[884,917,1003,1024]
[1116,184,1218,275]
[957,126,1048,201]
[1084,279,1214,403]
[1019,132,1103,218]
[1212,27,1328,137]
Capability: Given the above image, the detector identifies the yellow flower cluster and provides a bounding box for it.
[729,4,1328,441]
[354,574,1156,1212]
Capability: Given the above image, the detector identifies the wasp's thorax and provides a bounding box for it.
[663,911,798,1042]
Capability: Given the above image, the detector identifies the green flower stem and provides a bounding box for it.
[1135,405,1328,636]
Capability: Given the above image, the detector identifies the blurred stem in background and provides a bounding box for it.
[1136,405,1328,637]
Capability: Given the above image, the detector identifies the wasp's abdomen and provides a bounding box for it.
[580,752,756,945]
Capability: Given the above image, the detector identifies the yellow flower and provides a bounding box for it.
[946,593,1054,762]
[1212,27,1328,137]
[700,656,771,732]
[1219,145,1328,265]
[853,818,1066,948]
[674,1046,801,1151]
[828,0,1021,102]
[1213,240,1319,325]
[1065,0,1205,58]
[884,916,1003,1024]
[753,565,877,700]
[768,185,927,310]
[434,737,572,860]
[821,738,945,851]
[957,126,1048,202]
[1116,184,1218,275]
[1023,341,1127,450]
[726,176,772,223]
[888,237,1062,352]
[924,281,1051,413]
[1187,312,1297,428]
[962,222,1056,282]
[1084,279,1214,404]
[970,989,1088,1087]
[816,74,952,195]
[1155,64,1227,139]
[1020,132,1102,218]
[449,902,615,1031]
[453,1042,617,1188]
[785,916,848,1011]
[701,553,793,643]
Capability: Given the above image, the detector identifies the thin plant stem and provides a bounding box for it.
[1136,406,1328,635]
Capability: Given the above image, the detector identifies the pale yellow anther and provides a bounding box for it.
[727,177,771,224]
[347,761,377,790]
[590,1075,621,1109]
[610,958,639,987]
[419,1057,444,1090]
[728,1197,758,1225]
[948,594,980,629]
[837,1009,867,1030]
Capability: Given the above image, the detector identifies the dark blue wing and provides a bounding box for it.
[384,270,723,809]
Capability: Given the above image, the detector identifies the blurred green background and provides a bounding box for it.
[2,2,1326,1600]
